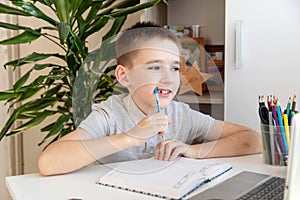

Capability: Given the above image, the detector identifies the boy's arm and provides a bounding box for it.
[38,113,169,176]
[154,120,262,161]
[38,128,138,176]
[188,120,262,159]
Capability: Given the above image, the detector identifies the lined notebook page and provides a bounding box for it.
[97,157,232,199]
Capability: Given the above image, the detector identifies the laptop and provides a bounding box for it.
[188,113,300,200]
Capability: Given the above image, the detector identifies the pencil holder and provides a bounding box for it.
[260,124,292,166]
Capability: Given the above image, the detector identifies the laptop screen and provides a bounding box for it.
[284,113,300,199]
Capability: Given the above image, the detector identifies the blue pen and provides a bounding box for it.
[154,87,163,140]
[276,101,288,154]
[154,87,161,113]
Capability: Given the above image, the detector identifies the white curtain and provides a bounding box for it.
[0,28,14,200]
[0,0,22,199]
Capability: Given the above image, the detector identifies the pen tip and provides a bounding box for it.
[154,87,158,93]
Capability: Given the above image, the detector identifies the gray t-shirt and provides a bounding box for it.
[78,94,215,164]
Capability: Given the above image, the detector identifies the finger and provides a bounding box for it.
[169,147,182,161]
[163,142,174,161]
[152,117,169,134]
[136,116,152,127]
[154,142,161,159]
[161,119,169,132]
[157,121,168,136]
[150,117,168,126]
[169,144,190,161]
[156,141,170,161]
[150,113,169,122]
[157,144,165,160]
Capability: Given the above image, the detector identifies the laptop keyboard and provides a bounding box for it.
[237,177,286,200]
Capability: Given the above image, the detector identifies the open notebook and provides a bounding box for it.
[97,157,232,199]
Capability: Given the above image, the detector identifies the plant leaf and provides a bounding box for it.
[33,0,53,7]
[103,74,114,84]
[0,109,20,140]
[103,16,126,41]
[52,0,69,23]
[17,86,42,102]
[12,1,57,26]
[41,122,55,132]
[4,52,63,67]
[40,114,70,142]
[58,126,72,139]
[69,30,87,57]
[0,2,30,16]
[43,85,62,97]
[58,22,70,44]
[47,75,65,80]
[0,29,41,45]
[112,0,139,9]
[102,0,115,9]
[70,0,83,13]
[13,70,31,90]
[9,110,56,133]
[0,0,162,147]
[0,90,20,101]
[33,63,55,70]
[0,21,31,31]
[22,98,59,112]
[83,17,109,39]
[17,113,38,119]
[107,0,160,18]
[74,0,93,17]
[84,1,102,24]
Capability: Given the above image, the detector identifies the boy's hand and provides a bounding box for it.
[126,113,169,146]
[154,139,193,161]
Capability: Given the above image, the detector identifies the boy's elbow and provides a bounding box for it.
[38,153,57,176]
[244,130,262,154]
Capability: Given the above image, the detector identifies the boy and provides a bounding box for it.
[38,22,261,176]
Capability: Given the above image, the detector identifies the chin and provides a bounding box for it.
[160,101,172,109]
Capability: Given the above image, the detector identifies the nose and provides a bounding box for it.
[159,67,173,85]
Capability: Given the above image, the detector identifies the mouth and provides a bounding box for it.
[157,88,172,96]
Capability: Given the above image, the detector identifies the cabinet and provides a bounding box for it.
[177,38,224,119]
[193,37,206,73]
[204,45,224,92]
[180,37,205,72]
[180,38,224,93]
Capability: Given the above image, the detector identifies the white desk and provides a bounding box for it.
[6,154,286,200]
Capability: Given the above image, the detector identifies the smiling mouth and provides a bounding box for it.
[158,88,172,95]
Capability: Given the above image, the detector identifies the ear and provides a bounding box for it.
[115,64,130,87]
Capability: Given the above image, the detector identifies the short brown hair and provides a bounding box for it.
[116,21,180,67]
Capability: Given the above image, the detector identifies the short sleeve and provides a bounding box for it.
[78,109,110,139]
[189,108,215,142]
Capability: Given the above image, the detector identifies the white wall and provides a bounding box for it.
[167,0,225,45]
[225,0,300,130]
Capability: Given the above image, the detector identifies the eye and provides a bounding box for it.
[147,65,161,71]
[171,66,180,71]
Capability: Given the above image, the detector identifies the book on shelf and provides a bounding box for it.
[97,157,232,199]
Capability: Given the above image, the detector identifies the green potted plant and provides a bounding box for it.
[0,0,164,146]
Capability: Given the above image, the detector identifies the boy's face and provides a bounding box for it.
[125,39,181,114]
